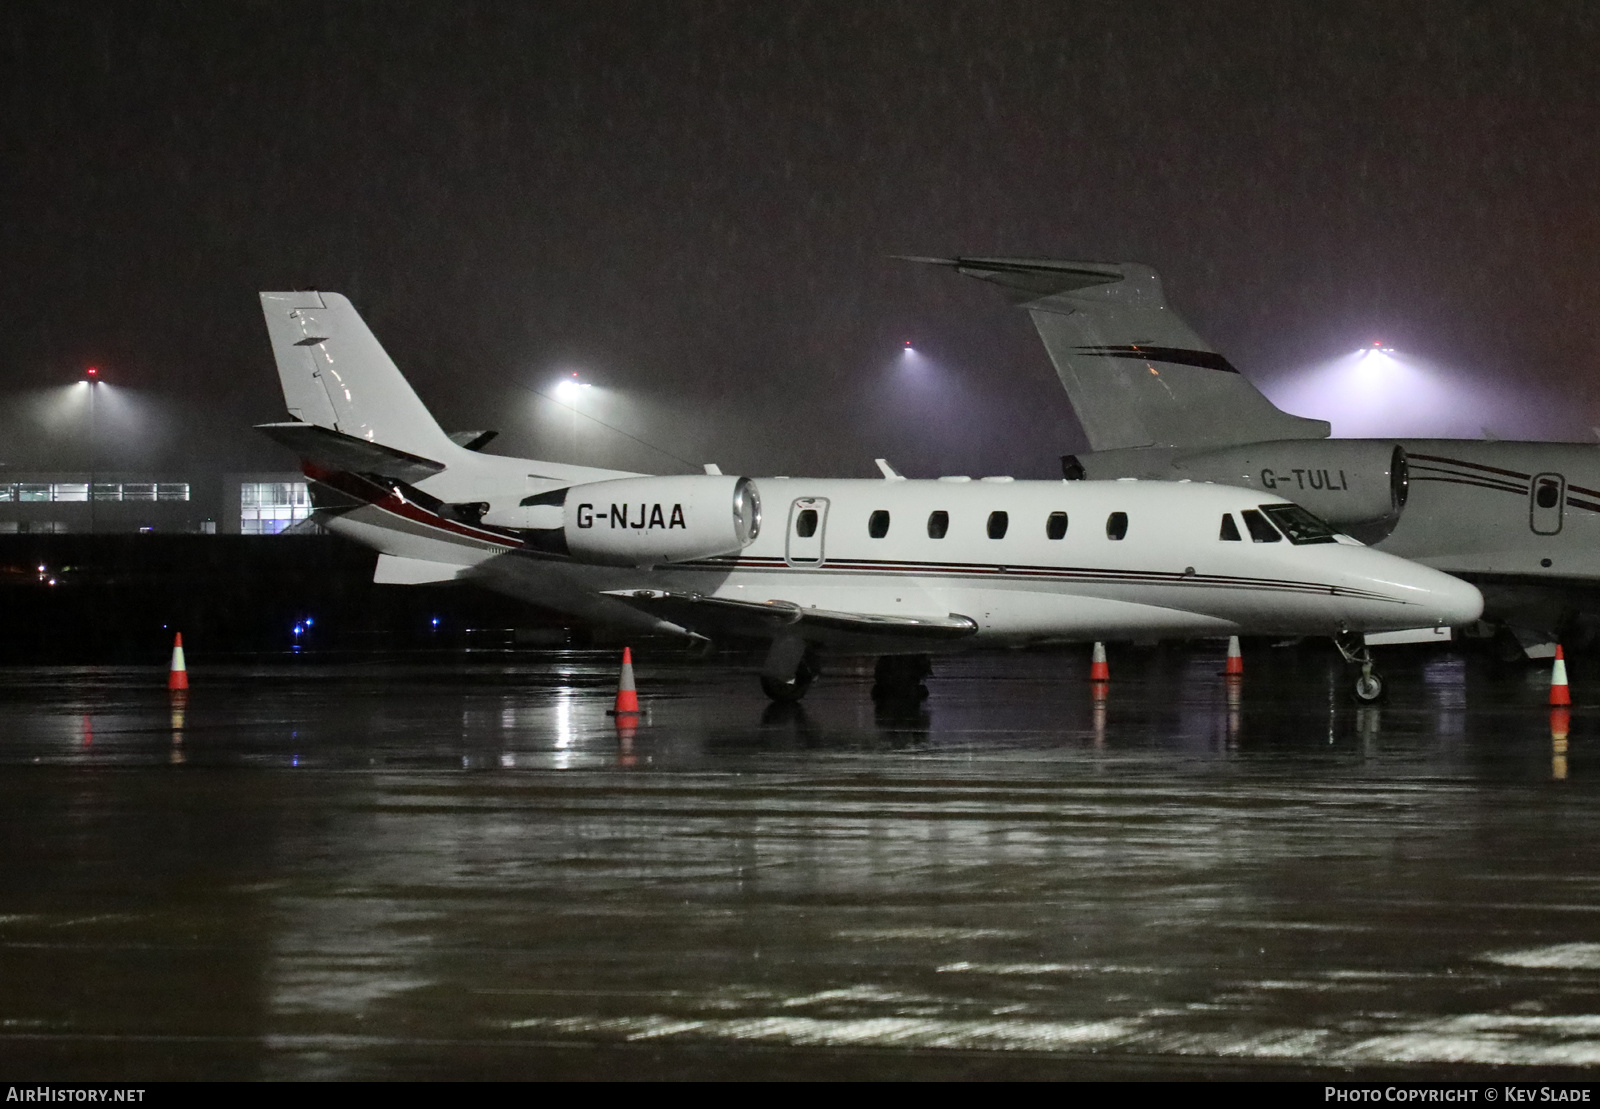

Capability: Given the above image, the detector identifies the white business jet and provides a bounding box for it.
[256,292,1482,702]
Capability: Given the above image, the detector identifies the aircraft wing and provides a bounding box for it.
[601,589,979,643]
[256,421,446,483]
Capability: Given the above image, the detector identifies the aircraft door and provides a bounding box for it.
[1530,472,1566,535]
[786,498,829,565]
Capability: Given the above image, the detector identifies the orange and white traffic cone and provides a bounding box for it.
[168,633,189,692]
[608,647,640,716]
[1224,635,1244,677]
[1550,645,1572,707]
[1090,641,1109,683]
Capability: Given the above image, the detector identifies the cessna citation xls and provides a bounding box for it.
[913,255,1600,657]
[256,291,1480,702]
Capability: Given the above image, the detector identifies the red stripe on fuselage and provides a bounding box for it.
[304,464,521,549]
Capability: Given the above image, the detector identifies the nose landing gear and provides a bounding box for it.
[1334,633,1385,703]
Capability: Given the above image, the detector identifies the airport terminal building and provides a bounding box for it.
[0,472,313,534]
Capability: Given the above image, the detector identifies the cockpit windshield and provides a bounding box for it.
[1259,503,1339,545]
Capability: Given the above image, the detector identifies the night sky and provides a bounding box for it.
[4,1,1599,480]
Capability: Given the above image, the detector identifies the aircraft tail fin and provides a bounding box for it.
[259,291,458,462]
[904,257,1329,451]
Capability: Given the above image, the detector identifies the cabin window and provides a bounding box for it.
[795,509,818,538]
[1046,511,1068,540]
[1106,512,1128,540]
[987,511,1009,539]
[1258,503,1338,545]
[1537,480,1561,509]
[868,510,890,538]
[927,510,949,539]
[1240,508,1282,543]
[1220,513,1242,541]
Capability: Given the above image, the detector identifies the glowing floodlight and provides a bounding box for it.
[554,371,592,399]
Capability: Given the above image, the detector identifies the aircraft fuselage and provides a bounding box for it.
[321,473,1483,650]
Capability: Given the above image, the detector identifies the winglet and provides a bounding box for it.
[874,458,906,480]
[703,463,723,475]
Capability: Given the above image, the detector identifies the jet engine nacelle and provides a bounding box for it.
[1169,441,1408,528]
[483,475,762,567]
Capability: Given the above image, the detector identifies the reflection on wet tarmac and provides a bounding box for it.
[1553,707,1571,781]
[170,692,186,765]
[0,645,1596,1079]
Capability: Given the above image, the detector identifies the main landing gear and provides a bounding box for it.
[872,654,932,703]
[759,638,821,702]
[757,643,934,705]
[1334,633,1385,703]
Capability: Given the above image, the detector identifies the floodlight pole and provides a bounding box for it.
[88,381,97,534]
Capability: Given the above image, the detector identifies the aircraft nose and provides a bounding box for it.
[1418,568,1484,627]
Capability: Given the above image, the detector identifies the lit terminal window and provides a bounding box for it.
[241,482,312,535]
[0,482,190,505]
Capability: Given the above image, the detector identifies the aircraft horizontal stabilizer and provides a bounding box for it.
[602,589,978,643]
[256,421,446,483]
[448,430,498,452]
[903,255,1330,452]
[895,255,1125,304]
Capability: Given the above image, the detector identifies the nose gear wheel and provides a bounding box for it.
[1334,633,1387,704]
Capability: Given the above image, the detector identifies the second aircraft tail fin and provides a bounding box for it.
[906,256,1329,451]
